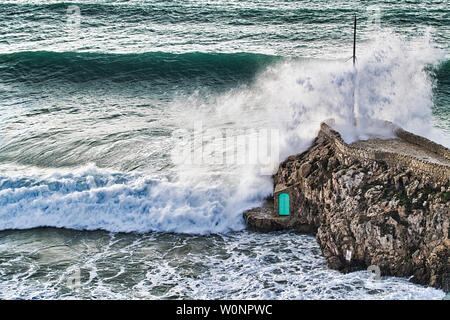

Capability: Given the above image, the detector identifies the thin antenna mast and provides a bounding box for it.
[353,15,356,65]
[352,15,357,127]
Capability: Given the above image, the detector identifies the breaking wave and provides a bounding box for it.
[0,33,448,234]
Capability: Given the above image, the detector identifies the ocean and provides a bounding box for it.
[0,0,448,299]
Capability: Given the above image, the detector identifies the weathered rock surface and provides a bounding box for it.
[244,122,450,291]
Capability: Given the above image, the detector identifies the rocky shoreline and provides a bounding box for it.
[244,122,449,292]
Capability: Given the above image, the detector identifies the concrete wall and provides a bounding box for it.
[319,123,450,183]
[395,128,450,161]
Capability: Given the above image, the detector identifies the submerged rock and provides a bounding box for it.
[244,121,449,291]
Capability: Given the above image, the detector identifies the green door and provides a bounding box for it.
[279,193,290,216]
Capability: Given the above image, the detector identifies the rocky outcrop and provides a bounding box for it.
[244,122,449,291]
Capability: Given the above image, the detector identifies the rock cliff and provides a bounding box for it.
[244,122,449,291]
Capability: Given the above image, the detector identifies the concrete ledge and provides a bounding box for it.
[395,128,450,161]
[319,122,450,183]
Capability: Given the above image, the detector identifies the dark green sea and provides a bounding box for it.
[0,0,448,299]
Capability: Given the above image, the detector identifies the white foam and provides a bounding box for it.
[0,164,269,234]
[0,231,445,299]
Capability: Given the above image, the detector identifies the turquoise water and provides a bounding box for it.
[0,0,448,299]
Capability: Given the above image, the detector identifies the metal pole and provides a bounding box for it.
[352,15,357,127]
[353,15,356,65]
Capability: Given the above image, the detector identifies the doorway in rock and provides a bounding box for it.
[279,193,290,216]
